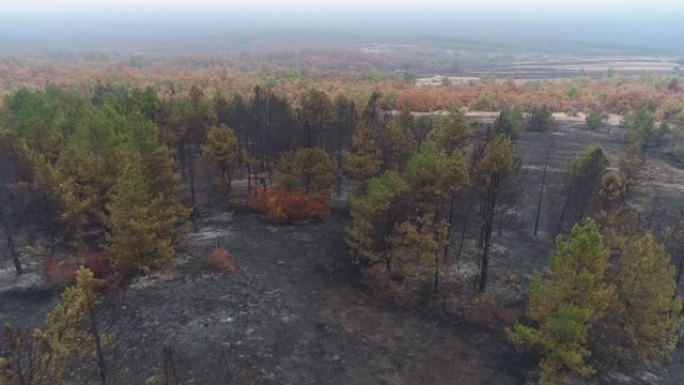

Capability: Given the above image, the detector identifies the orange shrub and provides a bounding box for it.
[208,247,237,273]
[42,256,78,286]
[82,252,111,278]
[248,185,329,223]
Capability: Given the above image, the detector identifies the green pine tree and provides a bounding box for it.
[509,220,613,385]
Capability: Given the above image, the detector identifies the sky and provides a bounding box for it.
[5,0,684,13]
[1,0,683,52]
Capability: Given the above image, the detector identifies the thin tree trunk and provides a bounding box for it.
[577,196,588,223]
[178,144,187,180]
[479,182,499,293]
[336,152,343,196]
[478,224,493,293]
[676,254,683,292]
[189,146,198,233]
[456,209,469,262]
[3,210,22,275]
[304,172,311,194]
[246,162,252,194]
[555,195,569,238]
[646,196,657,230]
[226,168,232,196]
[43,194,56,255]
[534,143,551,236]
[163,347,180,385]
[260,105,267,173]
[478,201,486,248]
[88,305,107,385]
[437,195,457,294]
[237,134,243,168]
[497,206,504,238]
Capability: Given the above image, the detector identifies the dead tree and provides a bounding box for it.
[534,139,553,236]
[163,346,181,385]
[554,145,607,237]
[2,188,23,275]
[87,302,107,385]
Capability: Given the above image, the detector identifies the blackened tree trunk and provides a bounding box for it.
[676,254,683,292]
[163,347,180,385]
[188,145,198,233]
[534,142,551,236]
[246,162,252,194]
[43,194,56,255]
[178,143,187,180]
[335,151,343,196]
[478,175,500,293]
[88,304,107,385]
[223,166,232,196]
[456,208,469,262]
[555,195,569,238]
[435,195,457,294]
[3,209,22,275]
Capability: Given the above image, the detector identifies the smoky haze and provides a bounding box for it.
[0,8,682,54]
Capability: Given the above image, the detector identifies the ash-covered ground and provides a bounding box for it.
[1,119,683,384]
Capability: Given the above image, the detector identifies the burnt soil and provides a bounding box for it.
[1,119,683,384]
[99,211,524,385]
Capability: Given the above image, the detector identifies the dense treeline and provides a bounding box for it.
[0,80,682,385]
[0,83,369,277]
[0,86,187,278]
[2,55,684,119]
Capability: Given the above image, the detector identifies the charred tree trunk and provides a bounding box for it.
[163,347,180,385]
[178,144,187,180]
[3,208,22,275]
[534,142,551,236]
[246,162,252,194]
[43,194,56,255]
[497,206,504,238]
[676,254,683,293]
[577,191,589,223]
[456,208,469,262]
[226,168,232,196]
[188,146,198,233]
[478,176,499,293]
[477,194,487,248]
[555,195,569,238]
[436,195,457,293]
[253,170,259,190]
[237,132,244,168]
[335,151,343,196]
[88,304,107,385]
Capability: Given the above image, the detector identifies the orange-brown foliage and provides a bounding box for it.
[208,247,237,273]
[1,53,681,119]
[248,185,329,223]
[365,265,412,308]
[82,252,111,278]
[42,256,78,286]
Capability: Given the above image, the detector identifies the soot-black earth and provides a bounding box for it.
[1,120,683,384]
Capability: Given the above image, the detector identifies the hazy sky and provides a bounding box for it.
[7,0,684,13]
[2,0,682,52]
